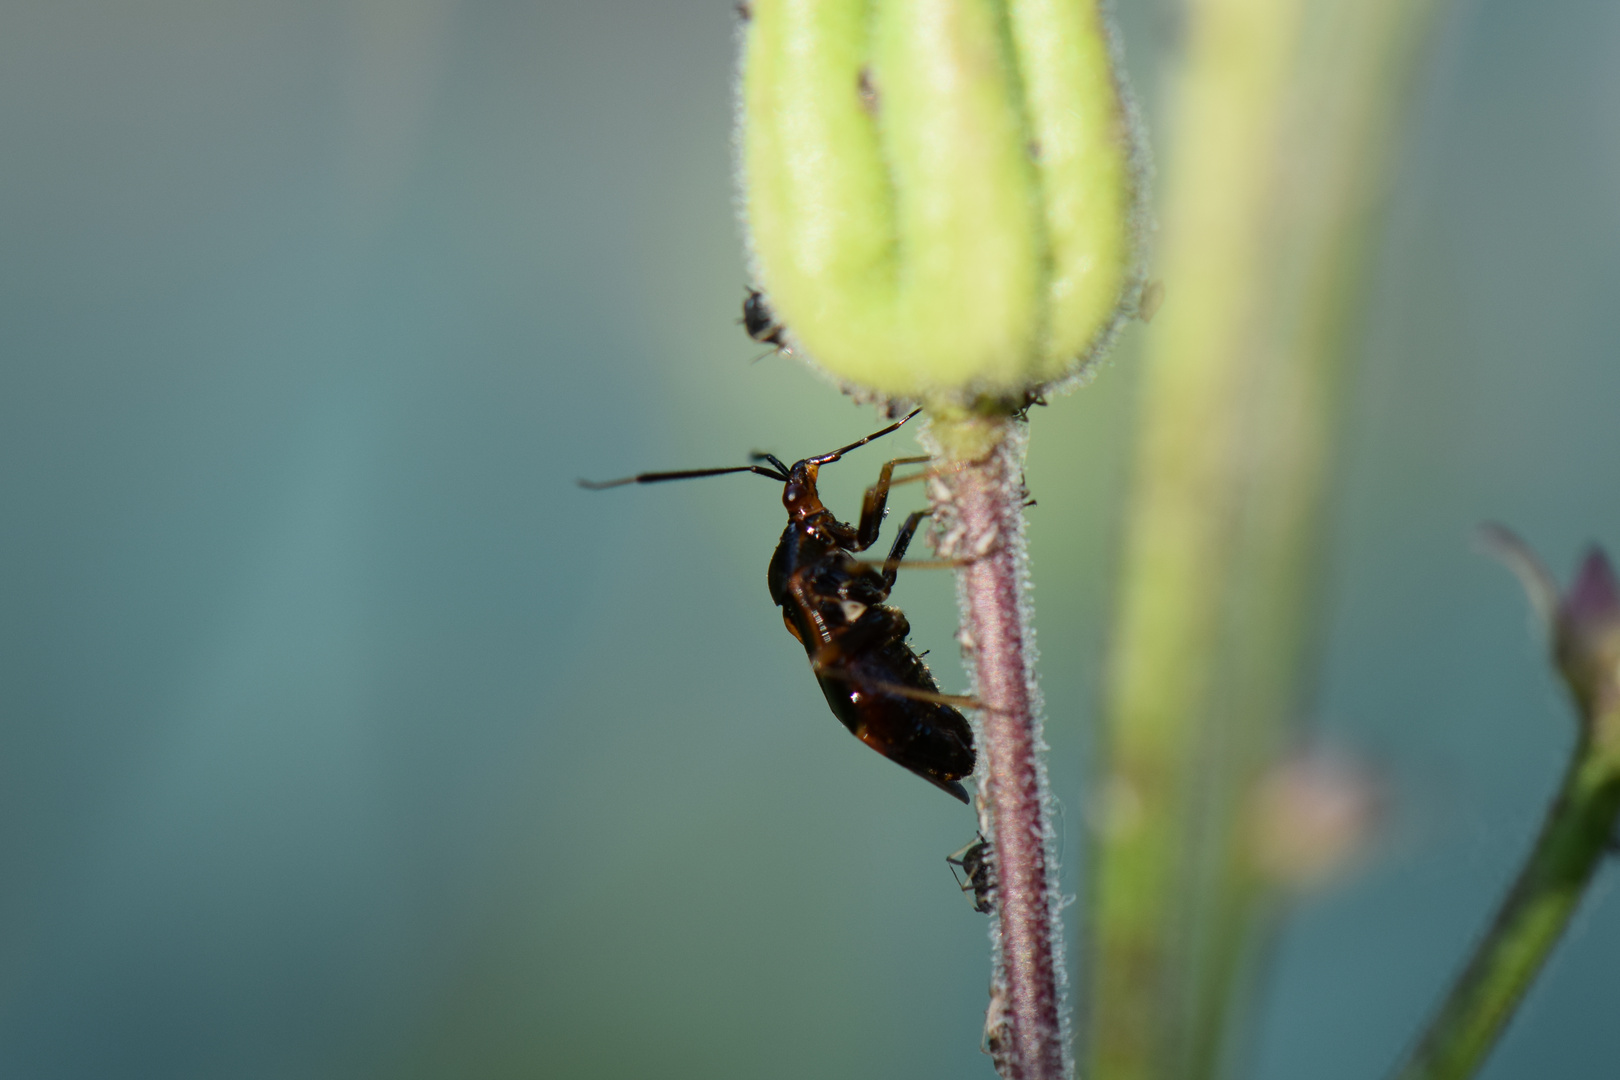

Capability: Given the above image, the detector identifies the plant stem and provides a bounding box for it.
[1391,736,1620,1080]
[934,415,1068,1080]
[1086,0,1447,1074]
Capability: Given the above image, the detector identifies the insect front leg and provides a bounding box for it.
[783,564,837,651]
[878,509,928,588]
[784,562,901,666]
[851,509,973,581]
[854,455,933,551]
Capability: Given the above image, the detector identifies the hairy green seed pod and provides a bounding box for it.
[741,0,1141,407]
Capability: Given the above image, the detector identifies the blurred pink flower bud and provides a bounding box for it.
[1554,548,1620,722]
[1247,747,1383,891]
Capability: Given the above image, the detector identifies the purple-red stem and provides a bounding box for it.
[946,429,1068,1080]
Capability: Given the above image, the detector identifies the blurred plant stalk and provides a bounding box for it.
[1086,0,1446,1077]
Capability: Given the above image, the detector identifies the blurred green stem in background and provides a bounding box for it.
[1085,0,1447,1077]
[1390,537,1620,1080]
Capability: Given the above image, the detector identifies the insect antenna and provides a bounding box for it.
[807,408,924,466]
[577,463,788,490]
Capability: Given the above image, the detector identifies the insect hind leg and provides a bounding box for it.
[806,605,982,711]
[814,666,982,710]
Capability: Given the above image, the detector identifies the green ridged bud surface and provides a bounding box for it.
[741,0,1139,406]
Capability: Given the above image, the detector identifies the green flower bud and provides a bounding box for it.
[741,0,1141,407]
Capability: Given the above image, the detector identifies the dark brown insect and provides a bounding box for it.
[947,835,996,914]
[580,411,976,802]
[741,287,788,352]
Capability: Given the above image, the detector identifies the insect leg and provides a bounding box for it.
[784,565,899,667]
[783,565,837,651]
[855,557,974,573]
[853,456,933,550]
[882,458,973,490]
[804,601,982,709]
[874,508,952,586]
[814,666,983,710]
[783,566,983,709]
[851,509,973,578]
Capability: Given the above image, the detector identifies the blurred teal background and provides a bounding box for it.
[0,1,1617,1078]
